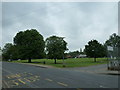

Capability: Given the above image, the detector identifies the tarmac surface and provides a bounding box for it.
[2,62,119,88]
[64,64,119,75]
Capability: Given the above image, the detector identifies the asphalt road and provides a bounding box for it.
[2,62,119,88]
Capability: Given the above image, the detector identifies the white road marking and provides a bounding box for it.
[57,82,68,87]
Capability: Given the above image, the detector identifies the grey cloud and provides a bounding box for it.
[2,2,118,51]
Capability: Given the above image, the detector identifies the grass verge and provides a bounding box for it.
[11,58,108,68]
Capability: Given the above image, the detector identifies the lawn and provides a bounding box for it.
[11,58,108,68]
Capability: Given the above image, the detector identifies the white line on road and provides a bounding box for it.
[45,78,53,82]
[99,85,108,88]
[57,82,68,87]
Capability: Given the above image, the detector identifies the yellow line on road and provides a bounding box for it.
[28,73,33,75]
[45,78,53,82]
[16,74,21,77]
[18,79,26,84]
[24,78,31,82]
[12,80,19,86]
[57,82,68,87]
[29,76,36,80]
[35,75,40,78]
[14,82,19,86]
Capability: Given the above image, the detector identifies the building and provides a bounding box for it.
[76,54,87,58]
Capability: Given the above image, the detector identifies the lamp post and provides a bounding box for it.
[92,49,96,62]
[63,52,66,67]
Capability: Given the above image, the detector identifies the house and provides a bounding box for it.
[66,55,72,58]
[77,54,87,58]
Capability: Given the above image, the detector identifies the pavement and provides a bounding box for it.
[16,62,54,68]
[63,64,119,75]
[2,62,119,88]
[15,62,119,75]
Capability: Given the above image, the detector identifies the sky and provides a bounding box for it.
[2,2,118,52]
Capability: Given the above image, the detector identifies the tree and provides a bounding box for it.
[85,40,106,62]
[10,45,20,60]
[2,43,13,61]
[67,51,80,58]
[105,33,120,47]
[79,48,85,54]
[45,36,68,64]
[14,29,45,63]
[0,47,2,61]
[105,33,120,58]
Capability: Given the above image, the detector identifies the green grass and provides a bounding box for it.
[11,58,108,68]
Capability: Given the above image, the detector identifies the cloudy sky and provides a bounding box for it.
[2,2,118,52]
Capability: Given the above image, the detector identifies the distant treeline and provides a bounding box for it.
[1,29,120,63]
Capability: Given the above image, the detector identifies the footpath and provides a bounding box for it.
[13,62,119,75]
[65,64,119,75]
[14,62,54,68]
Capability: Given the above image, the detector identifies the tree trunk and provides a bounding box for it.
[54,58,57,64]
[94,57,96,62]
[28,58,31,63]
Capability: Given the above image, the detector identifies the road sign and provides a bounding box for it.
[107,46,113,51]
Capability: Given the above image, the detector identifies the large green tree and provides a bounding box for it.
[85,40,106,62]
[105,33,120,58]
[14,29,45,63]
[2,43,13,61]
[45,36,68,64]
[105,33,120,47]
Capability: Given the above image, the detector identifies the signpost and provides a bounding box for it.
[107,46,113,51]
[107,46,120,71]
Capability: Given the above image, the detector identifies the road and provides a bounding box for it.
[2,62,119,88]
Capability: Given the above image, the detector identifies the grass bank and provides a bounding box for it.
[11,58,108,68]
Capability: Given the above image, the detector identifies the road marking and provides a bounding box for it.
[57,82,68,87]
[3,80,10,88]
[16,74,21,77]
[7,76,10,79]
[99,85,107,88]
[10,75,15,78]
[14,82,19,86]
[45,78,53,82]
[34,76,40,81]
[29,76,36,80]
[35,75,40,78]
[3,68,13,74]
[24,78,31,82]
[18,79,26,84]
[28,76,39,82]
[28,73,33,75]
[12,80,19,86]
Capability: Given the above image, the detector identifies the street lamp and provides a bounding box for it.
[92,49,96,62]
[63,52,66,67]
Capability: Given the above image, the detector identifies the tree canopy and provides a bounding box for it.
[2,43,13,61]
[14,29,45,62]
[105,33,120,47]
[45,36,68,64]
[67,51,80,58]
[105,33,120,58]
[85,40,106,62]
